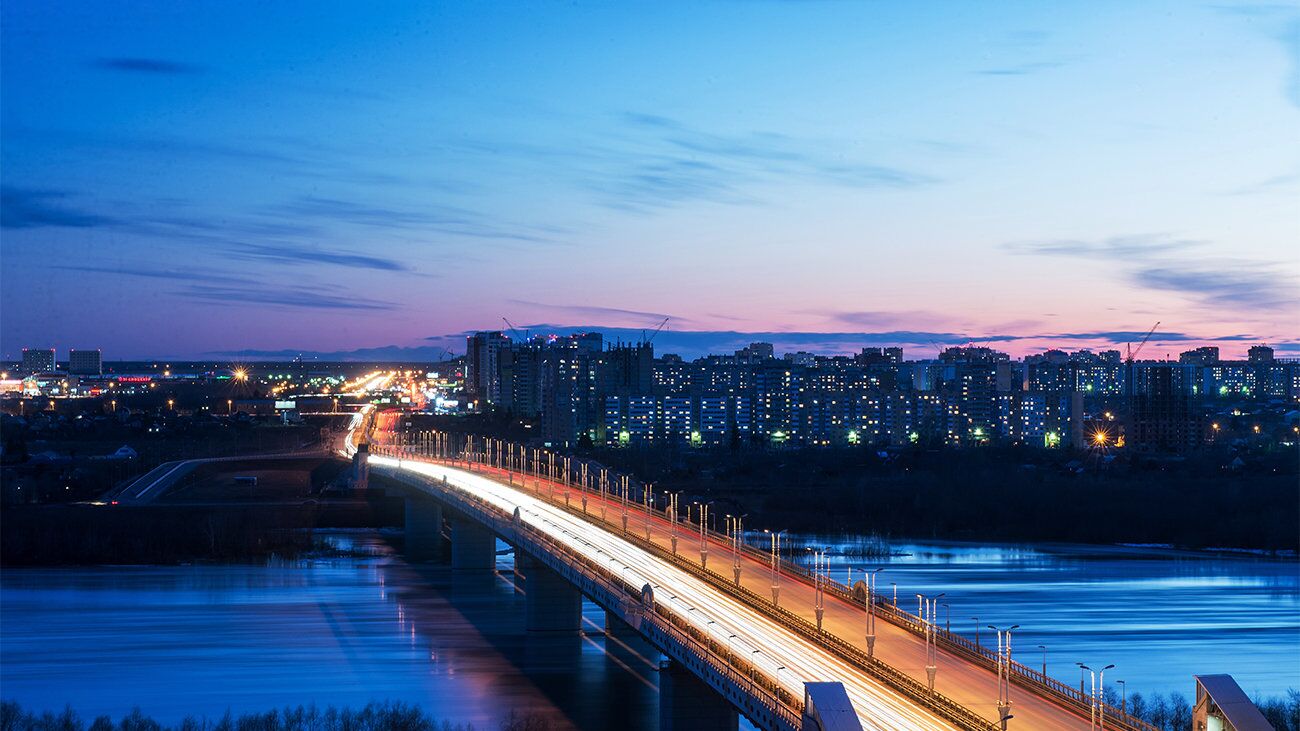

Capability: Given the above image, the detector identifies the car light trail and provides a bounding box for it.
[372,455,960,731]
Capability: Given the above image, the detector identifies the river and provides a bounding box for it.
[2,532,1296,726]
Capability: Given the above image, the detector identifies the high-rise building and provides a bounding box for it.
[1129,364,1201,452]
[1247,345,1274,363]
[68,349,102,376]
[21,348,55,374]
[1179,346,1220,366]
[465,331,509,406]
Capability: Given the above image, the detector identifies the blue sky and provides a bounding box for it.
[2,1,1296,360]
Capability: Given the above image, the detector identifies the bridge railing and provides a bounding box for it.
[378,446,1001,731]
[373,457,804,730]
[377,440,1156,731]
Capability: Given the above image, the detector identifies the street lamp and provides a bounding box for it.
[988,624,1020,727]
[726,515,746,586]
[809,547,827,631]
[1080,663,1116,730]
[763,529,787,607]
[971,617,980,651]
[666,491,681,554]
[1037,645,1047,678]
[1116,680,1127,718]
[865,567,884,657]
[693,501,710,569]
[918,592,945,691]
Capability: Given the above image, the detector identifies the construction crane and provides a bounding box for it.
[501,316,528,341]
[642,316,669,345]
[1122,321,1161,435]
[1125,321,1160,364]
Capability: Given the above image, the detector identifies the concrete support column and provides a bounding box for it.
[403,497,443,562]
[659,659,738,731]
[520,554,582,633]
[450,518,497,571]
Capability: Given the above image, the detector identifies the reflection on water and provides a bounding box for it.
[3,532,1296,726]
[787,537,1300,698]
[0,533,664,729]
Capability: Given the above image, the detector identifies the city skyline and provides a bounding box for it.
[3,2,1298,360]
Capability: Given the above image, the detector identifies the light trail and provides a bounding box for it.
[373,455,960,731]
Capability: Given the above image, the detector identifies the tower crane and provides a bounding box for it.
[643,317,670,345]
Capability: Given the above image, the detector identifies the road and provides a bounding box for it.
[374,455,961,730]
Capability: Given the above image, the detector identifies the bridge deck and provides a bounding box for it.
[471,461,1100,730]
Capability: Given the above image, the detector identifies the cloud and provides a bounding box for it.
[278,196,554,243]
[605,112,938,210]
[177,285,395,311]
[1006,233,1297,313]
[224,243,411,272]
[208,345,453,361]
[426,324,1261,359]
[1004,233,1202,259]
[1135,263,1298,310]
[0,186,115,229]
[977,61,1067,76]
[507,300,679,325]
[92,57,205,75]
[54,265,253,285]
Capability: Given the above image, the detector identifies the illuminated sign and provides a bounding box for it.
[118,376,151,383]
[274,400,297,410]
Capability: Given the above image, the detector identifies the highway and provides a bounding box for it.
[373,454,961,731]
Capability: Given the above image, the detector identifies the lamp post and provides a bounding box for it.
[620,475,630,534]
[666,491,680,554]
[810,547,826,631]
[865,567,883,657]
[988,624,1019,729]
[764,529,787,606]
[726,515,745,586]
[971,617,980,651]
[1037,645,1047,678]
[1116,680,1126,719]
[1079,663,1116,730]
[942,602,951,633]
[1076,662,1087,697]
[918,592,945,691]
[694,502,710,569]
[643,482,654,541]
[890,582,898,608]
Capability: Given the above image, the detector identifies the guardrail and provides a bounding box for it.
[374,461,804,731]
[390,441,1157,731]
[375,448,1003,731]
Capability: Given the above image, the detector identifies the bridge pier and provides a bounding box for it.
[403,498,444,562]
[520,554,583,633]
[450,518,497,571]
[658,659,739,731]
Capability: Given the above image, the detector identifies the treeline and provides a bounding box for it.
[0,702,554,731]
[583,446,1299,551]
[1116,689,1300,731]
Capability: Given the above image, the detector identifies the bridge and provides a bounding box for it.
[350,411,1161,731]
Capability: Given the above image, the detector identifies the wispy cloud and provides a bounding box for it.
[601,112,938,210]
[977,60,1067,76]
[54,265,253,285]
[1006,233,1297,313]
[178,285,395,311]
[92,57,204,75]
[1136,263,1298,310]
[508,300,679,325]
[424,324,1253,359]
[277,196,556,243]
[224,243,411,273]
[0,186,115,229]
[1004,233,1202,259]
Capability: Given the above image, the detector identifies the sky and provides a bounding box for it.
[1,1,1297,361]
